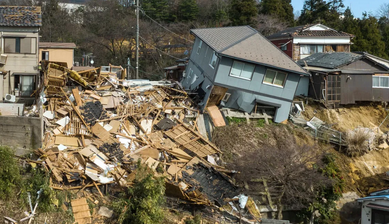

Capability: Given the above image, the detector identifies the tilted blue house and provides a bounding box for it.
[181,26,309,123]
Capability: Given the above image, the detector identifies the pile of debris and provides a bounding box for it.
[33,62,261,223]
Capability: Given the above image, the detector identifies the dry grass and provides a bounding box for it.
[345,129,369,157]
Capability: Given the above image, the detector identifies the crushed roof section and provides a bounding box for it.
[191,26,308,75]
[297,52,362,69]
[267,24,353,39]
[0,6,42,27]
[40,42,77,49]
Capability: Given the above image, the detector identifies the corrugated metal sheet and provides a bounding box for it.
[297,52,362,69]
[0,6,41,27]
[191,26,308,75]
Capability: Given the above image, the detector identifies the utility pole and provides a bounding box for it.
[135,0,139,79]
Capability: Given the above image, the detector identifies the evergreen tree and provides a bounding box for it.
[259,0,294,26]
[177,0,199,22]
[298,0,344,29]
[354,14,388,59]
[140,0,171,22]
[228,0,258,26]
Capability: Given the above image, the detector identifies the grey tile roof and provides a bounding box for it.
[0,6,42,27]
[267,24,353,40]
[297,52,363,69]
[191,26,308,75]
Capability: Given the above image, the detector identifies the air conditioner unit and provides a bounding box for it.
[5,94,16,103]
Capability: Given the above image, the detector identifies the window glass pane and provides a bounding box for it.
[241,63,255,79]
[380,77,389,87]
[230,61,243,77]
[210,52,217,68]
[274,72,287,86]
[4,38,16,53]
[300,45,309,55]
[20,38,32,53]
[20,75,34,96]
[310,45,316,54]
[373,77,379,87]
[317,45,324,53]
[264,70,276,83]
[197,40,202,54]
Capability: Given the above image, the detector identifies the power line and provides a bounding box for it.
[139,35,182,60]
[140,10,194,43]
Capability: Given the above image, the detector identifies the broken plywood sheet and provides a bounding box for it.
[206,105,226,127]
[164,124,220,158]
[109,120,121,133]
[144,157,159,171]
[71,198,92,224]
[136,147,159,159]
[140,119,153,134]
[167,164,180,175]
[91,123,110,140]
[55,136,79,147]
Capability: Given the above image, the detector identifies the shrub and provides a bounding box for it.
[0,146,21,200]
[114,161,166,224]
[20,167,62,213]
[345,129,369,157]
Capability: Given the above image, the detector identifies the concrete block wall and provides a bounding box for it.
[0,116,42,155]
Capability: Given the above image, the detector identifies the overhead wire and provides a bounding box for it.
[139,9,194,43]
[139,35,182,60]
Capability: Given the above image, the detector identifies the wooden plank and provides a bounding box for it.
[55,136,79,146]
[72,88,82,106]
[91,123,110,140]
[206,105,226,127]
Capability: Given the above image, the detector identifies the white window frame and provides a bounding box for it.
[197,40,202,54]
[209,51,217,68]
[300,44,324,56]
[373,76,389,88]
[263,69,288,88]
[222,93,231,102]
[229,60,255,80]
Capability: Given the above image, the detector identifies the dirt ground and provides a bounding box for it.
[302,100,389,133]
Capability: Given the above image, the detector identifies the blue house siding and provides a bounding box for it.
[188,38,218,81]
[215,57,299,101]
[296,76,309,96]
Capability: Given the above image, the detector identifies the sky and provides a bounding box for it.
[291,0,387,18]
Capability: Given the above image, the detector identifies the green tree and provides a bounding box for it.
[0,146,20,200]
[259,0,294,26]
[114,161,166,224]
[353,14,388,59]
[379,16,389,60]
[177,0,199,22]
[298,0,344,29]
[228,0,258,26]
[140,0,171,22]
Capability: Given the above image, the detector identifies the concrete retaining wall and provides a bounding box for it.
[0,116,42,155]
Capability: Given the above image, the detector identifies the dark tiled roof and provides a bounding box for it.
[267,24,353,39]
[0,6,42,27]
[40,42,76,49]
[297,52,362,69]
[191,26,308,75]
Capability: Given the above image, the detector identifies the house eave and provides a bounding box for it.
[218,53,309,76]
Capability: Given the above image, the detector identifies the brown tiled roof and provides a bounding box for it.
[191,26,308,75]
[267,24,354,39]
[0,6,41,27]
[40,42,77,49]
